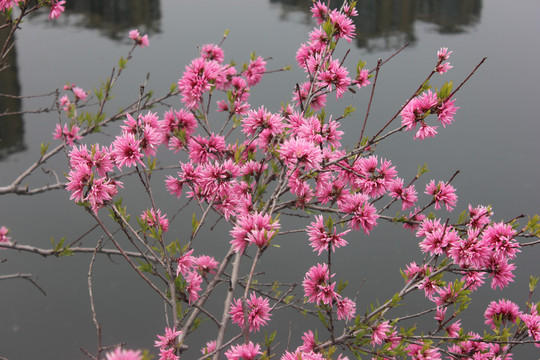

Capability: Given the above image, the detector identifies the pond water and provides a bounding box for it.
[1,0,539,359]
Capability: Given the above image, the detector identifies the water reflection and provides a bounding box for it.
[65,0,161,41]
[0,18,24,160]
[270,0,481,51]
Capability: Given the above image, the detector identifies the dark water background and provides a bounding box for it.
[1,0,539,359]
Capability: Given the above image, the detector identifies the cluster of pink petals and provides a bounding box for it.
[128,29,149,48]
[53,123,82,146]
[104,347,142,360]
[406,341,441,360]
[447,331,514,359]
[520,308,540,347]
[141,208,169,232]
[0,226,10,244]
[400,88,459,140]
[338,193,379,234]
[65,144,121,213]
[225,341,262,360]
[436,47,453,74]
[154,327,182,359]
[425,179,458,211]
[306,215,350,255]
[484,299,522,330]
[49,0,66,20]
[230,212,280,253]
[230,292,272,333]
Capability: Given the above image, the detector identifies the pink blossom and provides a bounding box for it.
[329,9,356,42]
[201,340,217,355]
[278,137,323,171]
[425,180,457,211]
[105,347,142,360]
[141,208,169,232]
[154,327,182,350]
[520,310,540,347]
[302,263,339,305]
[355,69,371,89]
[317,58,351,99]
[72,86,88,101]
[158,347,179,360]
[487,254,516,289]
[0,226,11,244]
[446,320,461,338]
[194,255,219,275]
[482,222,520,259]
[230,212,280,253]
[336,297,356,322]
[176,249,195,277]
[311,1,329,25]
[484,299,522,330]
[371,321,392,346]
[187,134,226,164]
[128,29,149,48]
[178,57,223,109]
[185,270,202,305]
[48,0,65,20]
[112,133,145,169]
[243,56,266,86]
[53,123,82,146]
[230,293,272,333]
[405,341,441,360]
[388,178,418,210]
[225,342,262,360]
[338,193,379,234]
[201,44,224,63]
[436,98,459,126]
[306,215,350,255]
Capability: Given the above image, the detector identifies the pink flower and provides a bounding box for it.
[105,347,142,360]
[487,254,516,290]
[158,347,179,360]
[176,249,195,277]
[128,29,149,48]
[446,320,461,338]
[306,215,350,255]
[0,226,11,244]
[243,56,266,86]
[201,44,224,63]
[279,137,323,171]
[112,133,145,169]
[520,310,540,347]
[484,299,522,330]
[187,133,226,164]
[53,123,82,146]
[154,327,182,350]
[482,222,520,259]
[311,1,329,24]
[48,0,65,20]
[185,270,202,305]
[338,193,379,234]
[72,86,88,101]
[230,293,272,333]
[302,263,339,305]
[388,178,418,210]
[336,297,356,322]
[317,58,351,99]
[230,212,280,253]
[425,180,457,211]
[178,57,223,109]
[225,342,262,360]
[329,9,356,42]
[405,341,441,360]
[195,255,219,275]
[141,208,169,232]
[371,321,392,346]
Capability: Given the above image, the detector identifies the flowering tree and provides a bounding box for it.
[1,1,540,360]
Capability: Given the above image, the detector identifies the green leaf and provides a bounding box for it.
[438,81,453,100]
[192,213,199,233]
[40,142,50,157]
[343,105,356,118]
[417,163,429,176]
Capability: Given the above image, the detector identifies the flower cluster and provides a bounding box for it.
[230,293,272,333]
[0,226,10,244]
[155,327,182,360]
